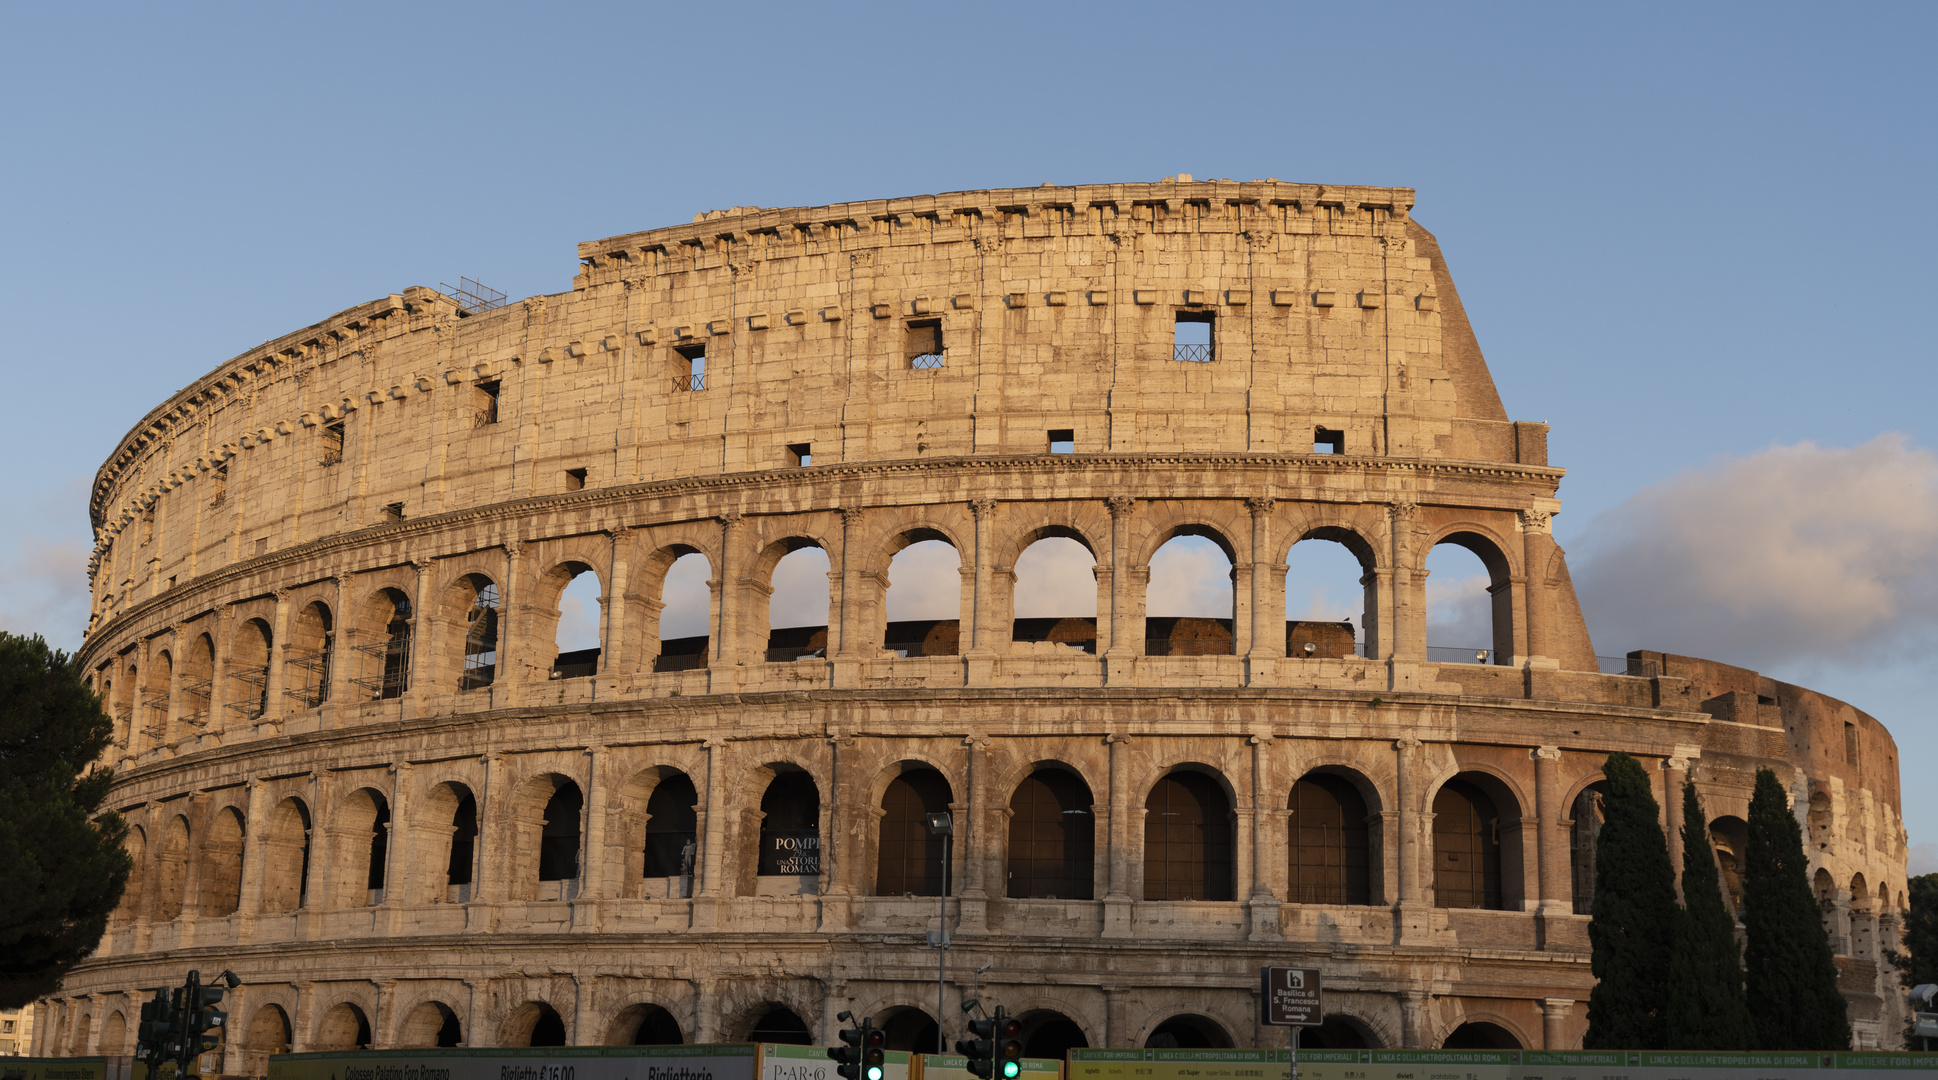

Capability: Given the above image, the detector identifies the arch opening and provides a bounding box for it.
[1007,767,1095,900]
[357,589,413,700]
[1284,534,1372,660]
[504,1002,567,1048]
[1441,1021,1521,1049]
[1145,532,1235,656]
[1426,536,1512,665]
[878,1007,938,1054]
[458,575,499,690]
[155,815,190,922]
[876,766,955,896]
[766,545,831,662]
[102,1012,127,1056]
[200,806,246,917]
[654,552,712,672]
[446,790,479,901]
[116,827,145,920]
[1144,1015,1231,1049]
[1570,781,1607,915]
[747,1006,813,1046]
[1288,771,1373,906]
[756,770,821,894]
[884,537,962,658]
[241,1003,292,1075]
[287,601,333,708]
[1710,815,1749,919]
[181,634,214,729]
[399,1001,463,1048]
[316,1002,371,1051]
[643,772,700,897]
[553,565,603,679]
[231,619,272,718]
[610,1003,684,1046]
[263,797,312,913]
[1301,1015,1377,1049]
[1433,775,1520,911]
[1019,1012,1088,1059]
[538,781,585,893]
[336,788,391,907]
[1143,770,1234,901]
[1012,535,1099,653]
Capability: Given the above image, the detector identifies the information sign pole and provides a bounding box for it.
[1259,966,1322,1080]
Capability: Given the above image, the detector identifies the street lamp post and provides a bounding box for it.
[926,811,955,1055]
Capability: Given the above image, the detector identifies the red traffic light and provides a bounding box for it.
[865,1029,885,1048]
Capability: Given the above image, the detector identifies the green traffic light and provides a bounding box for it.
[1003,1065,1020,1078]
[866,1069,882,1080]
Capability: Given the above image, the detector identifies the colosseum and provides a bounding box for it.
[31,178,1912,1066]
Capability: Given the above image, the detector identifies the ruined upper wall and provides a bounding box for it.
[85,180,1550,614]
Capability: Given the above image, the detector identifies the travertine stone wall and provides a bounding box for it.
[51,182,1906,1062]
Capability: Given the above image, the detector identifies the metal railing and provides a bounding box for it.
[1172,344,1213,363]
[1426,646,1496,665]
[888,640,960,658]
[1598,655,1660,677]
[653,652,708,673]
[671,372,706,392]
[909,353,945,370]
[765,645,826,663]
[1285,883,1372,906]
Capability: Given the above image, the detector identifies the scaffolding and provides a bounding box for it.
[140,691,170,740]
[283,650,330,708]
[178,677,212,728]
[226,665,270,718]
[439,277,509,316]
[351,637,411,700]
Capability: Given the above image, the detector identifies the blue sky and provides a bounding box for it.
[5,2,1936,857]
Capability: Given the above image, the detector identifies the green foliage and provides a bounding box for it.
[1585,751,1679,1050]
[1893,874,1938,987]
[0,631,130,1009]
[1666,780,1757,1049]
[1743,768,1850,1050]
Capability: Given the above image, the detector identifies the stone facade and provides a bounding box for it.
[41,180,1907,1066]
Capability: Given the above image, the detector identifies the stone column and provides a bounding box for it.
[85,993,106,1054]
[604,529,631,680]
[299,771,332,939]
[1384,502,1417,665]
[263,588,292,721]
[1540,998,1575,1050]
[578,745,607,930]
[469,754,504,931]
[1665,750,1698,897]
[290,982,315,1053]
[381,762,413,933]
[1520,510,1555,666]
[958,734,991,934]
[500,540,527,703]
[821,733,855,931]
[1103,497,1136,686]
[832,509,865,689]
[966,499,998,686]
[1244,498,1278,685]
[711,516,742,688]
[1103,733,1133,936]
[237,782,267,931]
[1533,746,1569,919]
[374,979,397,1050]
[1247,733,1281,940]
[1399,989,1428,1049]
[1394,736,1434,944]
[406,558,434,708]
[693,738,728,929]
[163,625,184,745]
[177,791,210,944]
[326,574,353,713]
[209,604,234,737]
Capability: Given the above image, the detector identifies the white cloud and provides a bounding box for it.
[1425,546,1495,652]
[659,552,712,639]
[1013,537,1098,619]
[1147,535,1234,618]
[555,570,602,652]
[0,534,91,653]
[886,539,962,622]
[1570,434,1938,671]
[769,546,831,629]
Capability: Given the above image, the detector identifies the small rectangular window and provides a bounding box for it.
[382,502,405,522]
[321,421,346,466]
[906,319,944,370]
[565,467,587,491]
[1845,721,1859,765]
[139,507,155,545]
[1314,428,1345,454]
[254,537,269,556]
[787,443,812,467]
[1173,311,1214,362]
[674,345,707,391]
[1048,429,1075,454]
[475,380,501,426]
[208,461,229,508]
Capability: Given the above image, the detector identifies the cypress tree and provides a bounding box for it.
[1742,767,1851,1050]
[1666,780,1756,1049]
[1896,874,1938,987]
[1584,751,1678,1050]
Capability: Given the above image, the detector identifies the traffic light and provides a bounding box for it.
[995,1010,1024,1080]
[136,988,176,1069]
[182,970,233,1068]
[830,1012,866,1080]
[862,1023,886,1080]
[957,1012,997,1079]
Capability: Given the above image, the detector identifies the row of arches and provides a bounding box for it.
[60,989,1543,1065]
[97,506,1546,753]
[116,759,1575,925]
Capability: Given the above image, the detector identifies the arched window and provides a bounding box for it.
[1284,533,1372,659]
[230,619,272,719]
[181,635,214,729]
[102,1012,127,1056]
[654,552,712,672]
[241,1004,292,1076]
[355,589,412,700]
[878,1008,937,1054]
[610,1003,684,1046]
[287,601,333,709]
[143,652,172,744]
[1425,535,1512,664]
[538,782,584,886]
[552,564,602,679]
[399,1001,462,1048]
[747,1007,813,1045]
[757,771,820,890]
[1007,768,1095,899]
[876,767,954,896]
[1433,779,1503,910]
[333,789,390,907]
[200,807,246,917]
[1019,1012,1089,1058]
[447,791,478,902]
[156,815,191,922]
[1302,1016,1377,1049]
[1442,1021,1521,1049]
[1011,535,1099,653]
[503,1002,567,1047]
[1570,782,1606,915]
[1145,533,1234,656]
[1710,815,1749,919]
[458,576,499,690]
[1145,1015,1231,1048]
[765,545,831,662]
[1143,771,1233,901]
[884,536,961,657]
[115,827,145,920]
[316,1003,371,1051]
[262,797,312,913]
[643,773,699,882]
[1288,772,1371,905]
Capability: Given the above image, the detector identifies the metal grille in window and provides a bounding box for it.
[1172,343,1214,363]
[320,423,346,466]
[671,371,707,392]
[909,352,945,370]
